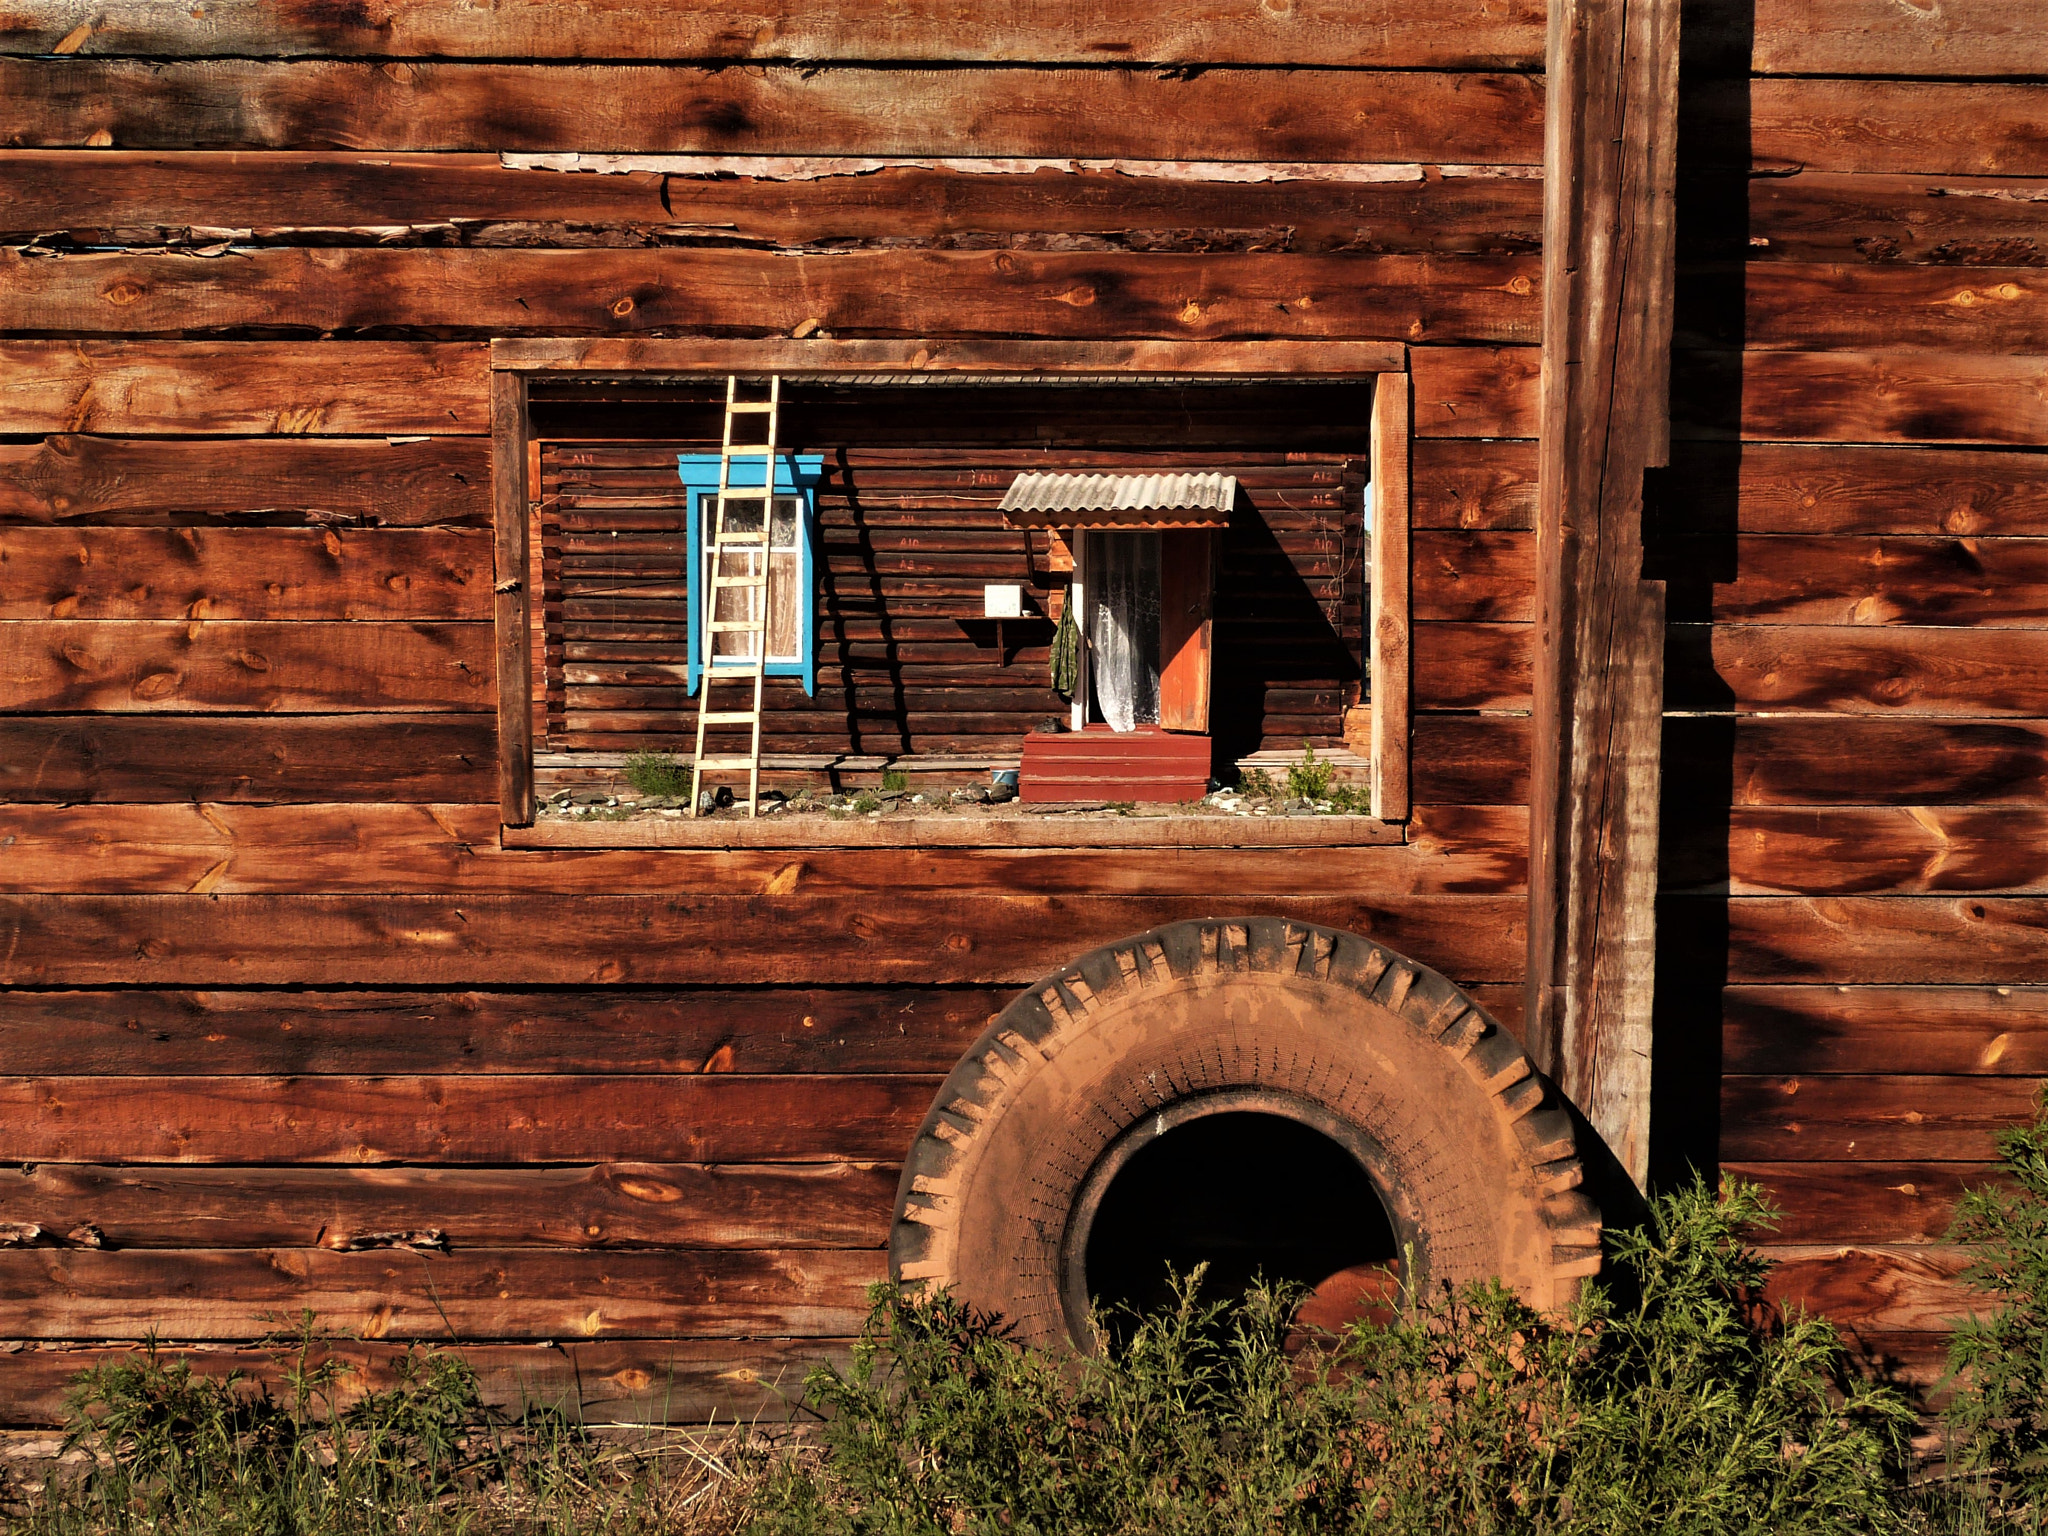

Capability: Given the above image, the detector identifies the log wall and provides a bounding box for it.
[0,7,1542,1423]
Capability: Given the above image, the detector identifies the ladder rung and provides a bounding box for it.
[717,449,778,460]
[712,578,767,590]
[693,755,762,770]
[698,711,760,724]
[706,620,766,633]
[726,402,776,413]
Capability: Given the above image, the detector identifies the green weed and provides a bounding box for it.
[1286,742,1336,803]
[622,752,691,799]
[880,770,909,794]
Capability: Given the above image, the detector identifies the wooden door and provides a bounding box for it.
[1157,530,1215,732]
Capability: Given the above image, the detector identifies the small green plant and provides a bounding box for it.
[850,793,882,814]
[623,751,691,799]
[1239,766,1279,799]
[1322,782,1371,814]
[880,769,909,794]
[1287,741,1337,802]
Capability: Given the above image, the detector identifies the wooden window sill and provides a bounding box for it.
[503,814,1401,851]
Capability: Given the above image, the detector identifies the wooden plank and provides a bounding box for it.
[0,620,493,713]
[0,893,1531,986]
[0,341,490,435]
[506,816,1403,851]
[1703,895,2048,985]
[1722,985,2048,1075]
[1749,81,2048,179]
[0,436,491,527]
[0,247,1540,346]
[1411,714,1530,804]
[0,152,1547,257]
[1721,1073,2041,1160]
[1661,444,2048,537]
[1726,1161,1994,1245]
[1412,621,1532,711]
[0,2,1546,67]
[1665,535,2048,629]
[1742,264,2048,353]
[1761,1245,1984,1334]
[1403,803,1528,891]
[0,1074,940,1163]
[1664,715,2048,808]
[1672,351,2048,446]
[1672,807,2048,896]
[0,714,494,803]
[1748,174,2048,268]
[1411,438,1536,530]
[1410,529,1534,621]
[0,528,489,620]
[0,1161,899,1251]
[494,371,533,826]
[1409,346,1540,438]
[0,1247,880,1341]
[1747,0,2048,78]
[1370,371,1411,820]
[0,62,1546,164]
[1666,623,2048,717]
[507,336,1408,377]
[0,987,994,1075]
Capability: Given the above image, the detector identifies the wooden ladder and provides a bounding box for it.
[690,374,782,818]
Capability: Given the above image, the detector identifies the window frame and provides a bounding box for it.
[677,452,826,698]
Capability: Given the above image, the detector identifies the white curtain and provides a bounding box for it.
[1086,531,1162,732]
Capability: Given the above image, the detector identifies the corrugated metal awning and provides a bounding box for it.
[998,471,1236,529]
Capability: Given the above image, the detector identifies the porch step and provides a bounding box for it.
[1021,725,1212,804]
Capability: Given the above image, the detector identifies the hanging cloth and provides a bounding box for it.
[1049,597,1080,699]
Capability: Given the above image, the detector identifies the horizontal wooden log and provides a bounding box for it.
[1722,1073,2040,1161]
[0,713,494,802]
[1412,621,1532,710]
[1660,444,2048,537]
[1739,264,2048,353]
[1666,624,2048,716]
[0,2,1546,67]
[1748,80,2048,179]
[0,894,1530,986]
[1663,716,2048,808]
[0,153,1547,256]
[0,1337,847,1427]
[0,341,490,435]
[1409,346,1539,438]
[0,620,492,712]
[1410,715,1530,804]
[0,1074,940,1163]
[1692,894,2048,985]
[0,62,1545,163]
[0,436,490,526]
[1761,1244,1984,1334]
[1729,1162,1994,1246]
[512,336,1405,377]
[0,247,1540,345]
[1410,529,1532,621]
[1747,174,2048,268]
[1746,0,2048,78]
[1410,438,1535,530]
[1672,351,2048,446]
[1721,985,2048,1076]
[0,528,489,620]
[1663,535,2048,628]
[0,1160,898,1251]
[0,1246,881,1341]
[1672,808,2048,897]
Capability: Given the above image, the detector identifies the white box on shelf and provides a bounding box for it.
[983,583,1024,619]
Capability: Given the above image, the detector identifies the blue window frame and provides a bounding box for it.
[677,452,825,698]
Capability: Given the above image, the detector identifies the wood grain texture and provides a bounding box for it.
[1740,264,2048,353]
[1748,174,2048,268]
[1665,535,2048,629]
[1747,81,2048,178]
[1411,714,1531,804]
[0,894,1530,987]
[1412,622,1532,710]
[1761,1245,1984,1334]
[1663,715,2048,808]
[1727,1162,1995,1246]
[1411,438,1537,530]
[0,621,492,713]
[0,436,490,526]
[0,714,494,803]
[1670,807,2048,896]
[1721,985,2048,1075]
[1370,371,1411,820]
[1672,351,2048,446]
[1411,529,1534,621]
[493,371,532,825]
[0,1074,941,1163]
[0,528,489,620]
[0,62,1546,163]
[1409,346,1540,438]
[1722,1074,2040,1160]
[0,248,1542,347]
[1747,0,2048,78]
[0,1,1546,67]
[0,341,489,435]
[0,1161,898,1251]
[1666,624,2048,717]
[1697,895,2048,985]
[1660,444,2048,537]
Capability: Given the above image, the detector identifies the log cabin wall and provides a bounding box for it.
[0,6,1542,1421]
[1657,0,2048,1389]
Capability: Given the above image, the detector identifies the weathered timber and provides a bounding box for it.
[1760,1245,1984,1334]
[1721,1073,2040,1160]
[0,1074,941,1163]
[1411,438,1537,530]
[1671,351,2048,445]
[1664,535,2048,628]
[1411,715,1532,804]
[0,894,1530,986]
[1666,624,2048,716]
[1725,1162,1995,1245]
[503,819,1406,855]
[0,1,1546,67]
[0,620,493,713]
[0,341,490,435]
[493,370,532,825]
[1738,264,2048,353]
[1747,81,2048,179]
[1746,0,2048,77]
[1747,175,2048,268]
[0,714,494,803]
[1721,985,2048,1075]
[1411,529,1535,621]
[0,529,489,620]
[1669,807,2048,896]
[1663,715,2048,807]
[1409,346,1541,438]
[0,987,997,1075]
[0,1161,899,1251]
[1659,444,2048,537]
[1412,622,1533,711]
[0,248,1542,346]
[1370,370,1410,820]
[1402,804,1529,891]
[508,336,1407,377]
[0,152,1548,255]
[0,1339,846,1428]
[0,62,1546,164]
[1691,895,2048,985]
[0,1247,880,1341]
[0,436,490,526]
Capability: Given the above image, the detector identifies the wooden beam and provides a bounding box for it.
[1370,372,1411,821]
[495,338,1408,376]
[493,370,533,826]
[1524,0,1680,1188]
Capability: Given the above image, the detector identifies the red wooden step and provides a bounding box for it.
[1021,725,1212,803]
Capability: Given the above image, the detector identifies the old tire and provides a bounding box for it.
[889,918,1602,1348]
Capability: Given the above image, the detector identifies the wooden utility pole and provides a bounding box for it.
[1525,0,1681,1187]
